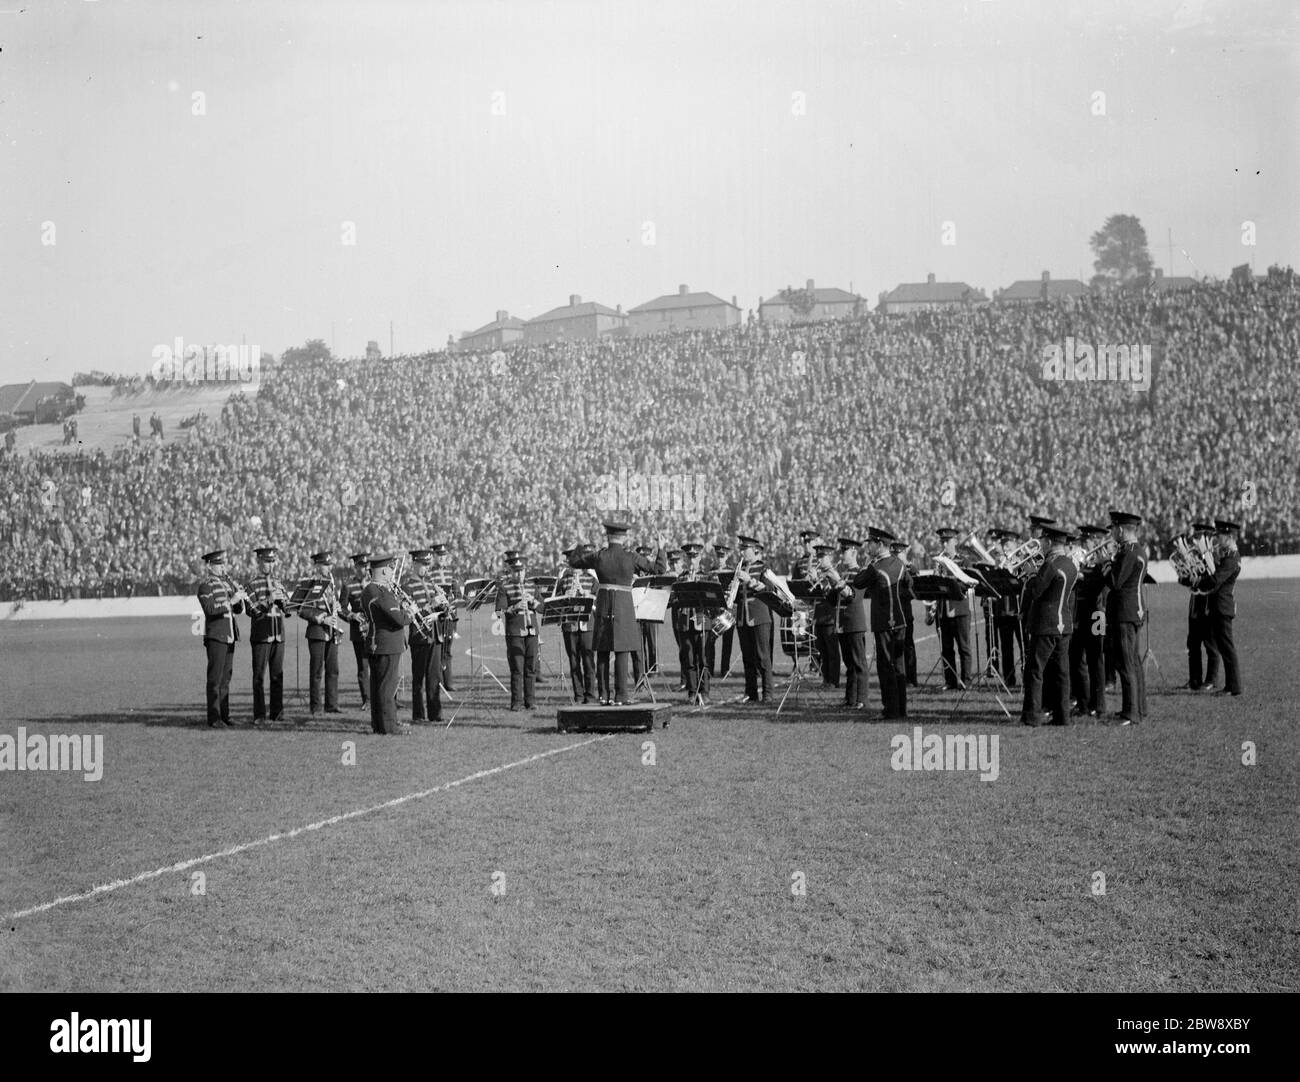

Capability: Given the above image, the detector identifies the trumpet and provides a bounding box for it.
[1078,537,1118,569]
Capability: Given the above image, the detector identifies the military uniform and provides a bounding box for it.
[1020,530,1079,726]
[1068,528,1110,716]
[826,539,869,707]
[361,554,413,734]
[1181,524,1221,689]
[429,544,459,691]
[299,553,343,714]
[673,545,717,703]
[706,544,735,677]
[402,551,447,722]
[339,553,371,706]
[1103,513,1149,723]
[196,550,246,727]
[496,557,540,711]
[733,537,776,703]
[1196,522,1242,695]
[555,552,597,703]
[853,531,908,718]
[245,546,289,722]
[934,529,973,689]
[570,525,663,703]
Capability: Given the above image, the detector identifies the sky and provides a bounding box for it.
[0,0,1296,382]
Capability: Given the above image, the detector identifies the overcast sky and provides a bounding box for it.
[1,0,1296,383]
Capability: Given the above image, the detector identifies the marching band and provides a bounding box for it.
[192,510,1248,732]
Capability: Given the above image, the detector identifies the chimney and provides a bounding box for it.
[926,272,936,285]
[679,284,688,295]
[731,295,737,308]
[806,278,815,291]
[1041,270,1050,282]
[496,309,508,322]
[569,294,582,306]
[615,304,623,316]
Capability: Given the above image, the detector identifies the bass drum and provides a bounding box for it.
[779,609,813,656]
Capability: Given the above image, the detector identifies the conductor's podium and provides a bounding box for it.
[557,702,670,733]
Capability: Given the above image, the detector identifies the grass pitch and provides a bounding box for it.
[1,582,1297,992]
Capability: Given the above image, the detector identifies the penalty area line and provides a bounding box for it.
[5,733,615,923]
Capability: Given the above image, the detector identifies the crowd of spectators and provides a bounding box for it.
[1,271,1296,600]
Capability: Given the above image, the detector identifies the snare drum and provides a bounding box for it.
[709,610,736,637]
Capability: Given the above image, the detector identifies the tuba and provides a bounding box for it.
[1170,535,1215,580]
[958,530,998,567]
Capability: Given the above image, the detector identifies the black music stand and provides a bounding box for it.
[948,566,1015,722]
[779,579,823,713]
[448,578,507,725]
[668,580,726,713]
[286,577,327,708]
[911,573,969,689]
[542,595,595,704]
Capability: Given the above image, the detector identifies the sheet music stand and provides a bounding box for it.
[911,573,969,689]
[448,578,507,725]
[286,577,328,707]
[542,595,595,704]
[947,565,1015,722]
[668,580,726,713]
[632,577,674,701]
[1140,572,1166,691]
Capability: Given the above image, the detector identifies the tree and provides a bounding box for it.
[779,285,817,320]
[1089,214,1153,288]
[280,338,332,365]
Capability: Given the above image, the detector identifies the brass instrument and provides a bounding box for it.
[958,530,998,566]
[390,555,440,638]
[1170,534,1215,580]
[1003,538,1044,580]
[1079,537,1118,569]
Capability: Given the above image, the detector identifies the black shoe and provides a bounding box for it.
[1109,713,1135,726]
[1214,689,1242,697]
[324,706,342,714]
[1020,715,1041,727]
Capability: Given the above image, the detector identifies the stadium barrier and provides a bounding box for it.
[3,557,1298,621]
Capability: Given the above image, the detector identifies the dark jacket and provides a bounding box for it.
[1023,553,1079,636]
[361,581,412,655]
[196,571,245,644]
[570,542,663,651]
[852,555,908,632]
[1196,550,1240,619]
[1104,542,1148,625]
[496,576,541,637]
[824,565,868,633]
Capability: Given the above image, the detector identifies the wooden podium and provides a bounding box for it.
[557,702,670,733]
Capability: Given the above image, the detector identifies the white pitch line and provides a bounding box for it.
[5,734,613,923]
